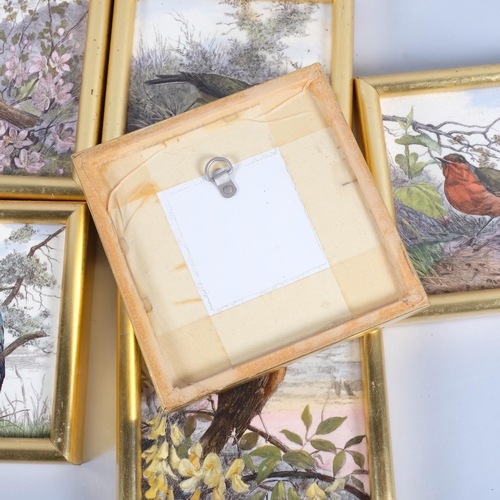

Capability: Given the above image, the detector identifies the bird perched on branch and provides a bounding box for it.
[439,154,500,217]
[200,368,286,456]
[0,97,39,129]
[145,72,251,105]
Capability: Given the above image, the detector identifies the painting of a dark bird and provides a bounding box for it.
[145,72,251,104]
[200,368,286,456]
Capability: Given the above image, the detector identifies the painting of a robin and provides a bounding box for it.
[439,154,500,218]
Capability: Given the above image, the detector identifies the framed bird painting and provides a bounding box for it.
[0,200,94,463]
[356,64,500,318]
[0,0,111,199]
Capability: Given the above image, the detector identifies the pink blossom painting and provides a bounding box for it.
[0,0,88,177]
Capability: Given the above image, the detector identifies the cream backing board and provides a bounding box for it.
[157,148,331,317]
[74,64,428,410]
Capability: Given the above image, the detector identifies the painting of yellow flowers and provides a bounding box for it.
[140,340,369,500]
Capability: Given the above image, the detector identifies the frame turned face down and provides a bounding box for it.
[75,64,427,410]
[0,201,93,463]
[356,64,500,319]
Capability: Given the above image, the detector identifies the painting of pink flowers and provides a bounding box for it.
[0,0,88,177]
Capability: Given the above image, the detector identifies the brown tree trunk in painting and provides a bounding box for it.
[200,368,286,456]
[0,99,39,129]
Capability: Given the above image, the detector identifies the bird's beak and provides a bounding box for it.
[437,157,449,164]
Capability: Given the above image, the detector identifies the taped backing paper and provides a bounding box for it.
[157,148,330,316]
[102,88,401,386]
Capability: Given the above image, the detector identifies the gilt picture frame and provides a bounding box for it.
[356,64,500,319]
[0,200,94,463]
[0,0,111,200]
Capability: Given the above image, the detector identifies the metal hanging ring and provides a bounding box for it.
[205,157,233,182]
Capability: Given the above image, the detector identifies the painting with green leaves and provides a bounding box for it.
[381,87,500,295]
[140,340,369,500]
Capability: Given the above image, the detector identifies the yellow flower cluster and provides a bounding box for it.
[142,413,250,500]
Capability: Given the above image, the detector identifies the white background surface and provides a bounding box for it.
[0,0,499,498]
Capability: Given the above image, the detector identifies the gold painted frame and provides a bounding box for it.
[0,0,112,200]
[0,201,94,463]
[104,1,394,498]
[355,64,500,319]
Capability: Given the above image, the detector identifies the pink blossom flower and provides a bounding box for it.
[29,55,48,77]
[22,38,28,46]
[32,74,56,112]
[53,124,75,153]
[0,142,14,172]
[57,168,64,175]
[0,121,8,136]
[9,45,15,53]
[49,51,71,74]
[8,128,33,148]
[14,149,44,174]
[53,77,73,105]
[5,56,28,87]
[57,28,65,37]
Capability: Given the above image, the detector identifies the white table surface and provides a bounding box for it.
[1,0,500,498]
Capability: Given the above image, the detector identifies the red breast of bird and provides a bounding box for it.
[442,159,500,217]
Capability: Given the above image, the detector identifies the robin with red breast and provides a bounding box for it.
[439,154,500,218]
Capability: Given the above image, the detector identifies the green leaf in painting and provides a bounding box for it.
[316,416,347,435]
[287,486,301,500]
[250,491,267,500]
[351,469,369,475]
[310,438,336,452]
[395,153,410,177]
[271,481,287,500]
[333,450,346,475]
[255,457,281,483]
[348,450,365,469]
[283,450,315,469]
[194,412,213,421]
[396,118,407,131]
[243,453,257,472]
[184,415,196,438]
[344,435,365,448]
[350,475,366,493]
[281,429,303,446]
[177,443,189,459]
[394,182,447,218]
[301,405,312,431]
[240,432,259,450]
[395,133,441,154]
[251,445,282,460]
[406,107,414,128]
[252,445,282,483]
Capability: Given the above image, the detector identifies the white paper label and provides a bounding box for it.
[157,148,330,316]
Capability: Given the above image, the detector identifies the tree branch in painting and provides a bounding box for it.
[140,372,369,500]
[0,0,88,176]
[0,224,65,390]
[383,108,500,294]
